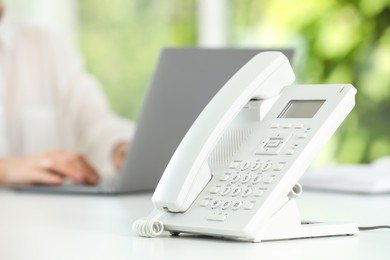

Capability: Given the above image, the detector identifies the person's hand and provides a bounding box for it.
[0,150,99,186]
[112,142,129,170]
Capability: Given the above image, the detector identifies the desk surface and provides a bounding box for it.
[1,189,389,260]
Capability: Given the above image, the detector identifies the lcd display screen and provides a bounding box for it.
[278,100,325,118]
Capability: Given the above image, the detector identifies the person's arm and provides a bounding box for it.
[46,33,135,177]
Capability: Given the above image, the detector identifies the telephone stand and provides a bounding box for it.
[251,198,359,242]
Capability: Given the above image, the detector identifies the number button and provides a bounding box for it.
[221,200,232,209]
[231,201,243,210]
[251,162,261,171]
[242,188,253,197]
[252,175,262,184]
[240,162,251,171]
[241,175,251,184]
[220,186,232,196]
[231,174,241,183]
[211,200,222,209]
[261,163,272,171]
[231,187,242,197]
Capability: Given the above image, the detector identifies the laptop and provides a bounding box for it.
[13,47,294,194]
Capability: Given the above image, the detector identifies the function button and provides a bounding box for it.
[242,188,253,197]
[282,123,292,129]
[265,139,281,148]
[274,163,285,171]
[251,162,262,171]
[211,200,222,209]
[232,201,243,210]
[252,175,262,184]
[219,174,230,181]
[253,189,265,197]
[207,213,226,221]
[229,162,240,169]
[240,161,251,171]
[199,199,210,207]
[294,124,304,129]
[241,175,252,184]
[220,186,232,196]
[221,200,232,210]
[231,174,241,183]
[297,133,307,139]
[270,123,280,128]
[256,133,292,155]
[261,162,272,171]
[285,149,295,155]
[210,186,221,194]
[243,202,255,210]
[263,177,274,184]
[231,187,242,197]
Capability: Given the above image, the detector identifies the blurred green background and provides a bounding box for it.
[79,0,390,165]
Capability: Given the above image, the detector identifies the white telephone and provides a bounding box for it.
[133,52,359,242]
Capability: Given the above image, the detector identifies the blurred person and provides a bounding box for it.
[0,2,134,186]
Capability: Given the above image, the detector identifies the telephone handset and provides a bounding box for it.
[153,52,294,213]
[133,52,359,242]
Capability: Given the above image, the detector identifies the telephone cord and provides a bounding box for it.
[359,225,390,231]
[133,209,165,237]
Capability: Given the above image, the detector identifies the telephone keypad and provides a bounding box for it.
[201,123,312,222]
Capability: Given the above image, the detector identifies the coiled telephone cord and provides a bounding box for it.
[133,209,165,237]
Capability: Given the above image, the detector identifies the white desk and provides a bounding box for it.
[1,189,389,260]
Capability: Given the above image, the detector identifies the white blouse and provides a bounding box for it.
[0,13,135,177]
